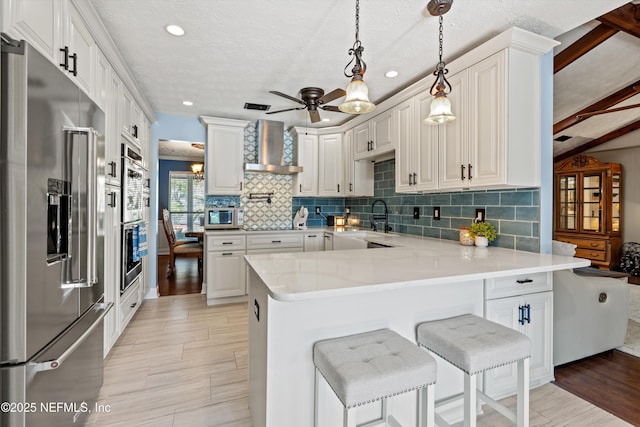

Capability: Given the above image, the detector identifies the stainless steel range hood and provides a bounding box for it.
[244,120,303,174]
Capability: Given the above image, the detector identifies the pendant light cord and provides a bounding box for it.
[438,14,444,66]
[355,0,360,44]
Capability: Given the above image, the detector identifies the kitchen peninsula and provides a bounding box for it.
[245,236,589,426]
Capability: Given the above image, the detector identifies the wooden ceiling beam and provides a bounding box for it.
[553,78,640,135]
[554,118,640,163]
[597,2,640,39]
[554,24,619,73]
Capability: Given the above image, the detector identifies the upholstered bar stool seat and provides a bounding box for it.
[314,328,437,427]
[417,314,531,427]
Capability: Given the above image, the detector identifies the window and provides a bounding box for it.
[169,171,205,239]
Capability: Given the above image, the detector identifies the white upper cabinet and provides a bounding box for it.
[318,133,344,197]
[395,94,439,193]
[3,0,63,61]
[439,48,541,191]
[3,0,95,96]
[353,109,394,160]
[66,2,94,95]
[290,127,318,197]
[343,129,374,197]
[105,67,121,186]
[201,117,250,195]
[93,48,109,110]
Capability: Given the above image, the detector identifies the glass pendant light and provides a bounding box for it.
[425,0,456,125]
[339,0,376,114]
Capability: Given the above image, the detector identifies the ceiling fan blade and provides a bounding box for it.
[321,105,343,113]
[309,110,321,123]
[318,88,346,105]
[265,107,306,114]
[576,102,640,119]
[269,91,306,105]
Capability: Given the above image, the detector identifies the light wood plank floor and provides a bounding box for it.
[88,294,631,427]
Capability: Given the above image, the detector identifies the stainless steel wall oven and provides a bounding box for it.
[120,140,145,294]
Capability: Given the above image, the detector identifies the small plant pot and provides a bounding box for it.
[475,236,489,248]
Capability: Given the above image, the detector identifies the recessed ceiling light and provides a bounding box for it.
[182,100,193,106]
[385,70,399,78]
[321,118,331,122]
[166,25,185,36]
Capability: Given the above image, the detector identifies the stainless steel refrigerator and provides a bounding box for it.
[1,35,112,426]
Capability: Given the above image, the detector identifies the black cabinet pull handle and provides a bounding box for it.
[337,184,340,193]
[461,164,465,181]
[59,46,69,70]
[307,235,317,238]
[132,125,138,138]
[516,279,533,284]
[271,240,282,243]
[108,192,117,208]
[518,306,525,325]
[349,183,353,192]
[523,304,531,324]
[130,302,137,308]
[468,163,473,180]
[222,252,233,256]
[409,173,413,185]
[222,242,233,245]
[108,161,117,177]
[69,53,77,76]
[299,184,302,192]
[240,182,243,191]
[413,172,417,185]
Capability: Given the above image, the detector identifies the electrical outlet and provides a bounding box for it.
[433,207,440,220]
[413,207,420,220]
[475,208,485,222]
[315,206,321,215]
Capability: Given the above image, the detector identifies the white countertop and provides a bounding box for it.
[244,230,591,301]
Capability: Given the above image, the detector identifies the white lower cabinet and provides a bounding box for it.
[206,234,247,301]
[119,277,141,333]
[103,185,120,356]
[207,251,247,298]
[484,286,553,399]
[304,232,325,252]
[323,233,333,251]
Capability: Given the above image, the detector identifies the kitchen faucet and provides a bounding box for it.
[370,199,392,233]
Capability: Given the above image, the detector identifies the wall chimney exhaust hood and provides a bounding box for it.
[244,120,303,174]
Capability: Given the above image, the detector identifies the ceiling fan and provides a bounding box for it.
[266,87,346,123]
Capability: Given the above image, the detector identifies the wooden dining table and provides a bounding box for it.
[184,230,204,243]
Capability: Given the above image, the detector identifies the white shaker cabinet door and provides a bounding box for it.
[438,71,468,190]
[206,125,245,195]
[207,251,247,298]
[318,133,344,197]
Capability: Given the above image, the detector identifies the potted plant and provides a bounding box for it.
[469,221,497,247]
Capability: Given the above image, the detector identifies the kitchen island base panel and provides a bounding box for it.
[248,267,485,427]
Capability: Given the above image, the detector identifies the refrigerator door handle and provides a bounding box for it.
[29,302,113,372]
[62,127,99,288]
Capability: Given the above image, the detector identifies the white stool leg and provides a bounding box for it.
[381,397,388,424]
[315,367,320,427]
[418,384,435,427]
[343,407,356,427]
[464,373,477,427]
[517,358,530,427]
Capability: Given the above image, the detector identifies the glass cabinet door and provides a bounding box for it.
[582,173,603,233]
[612,173,621,233]
[558,175,577,231]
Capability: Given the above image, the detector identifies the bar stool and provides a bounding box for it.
[313,328,437,427]
[417,314,531,427]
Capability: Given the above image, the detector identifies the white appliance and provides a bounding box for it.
[205,207,244,229]
[293,207,308,230]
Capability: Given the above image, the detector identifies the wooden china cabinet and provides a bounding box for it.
[554,155,622,270]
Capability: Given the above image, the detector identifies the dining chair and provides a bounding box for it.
[161,208,203,277]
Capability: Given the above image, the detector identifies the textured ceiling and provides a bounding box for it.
[89,0,630,131]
